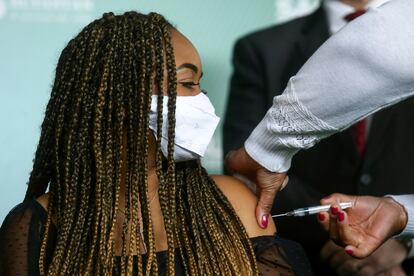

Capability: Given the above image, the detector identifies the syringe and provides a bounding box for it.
[272,201,354,217]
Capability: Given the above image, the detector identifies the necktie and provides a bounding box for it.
[344,9,367,155]
[343,10,366,22]
[353,119,367,155]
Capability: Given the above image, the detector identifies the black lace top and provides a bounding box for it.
[0,200,312,275]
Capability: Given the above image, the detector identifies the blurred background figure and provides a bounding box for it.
[223,0,414,274]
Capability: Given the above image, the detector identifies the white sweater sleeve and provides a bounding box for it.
[389,195,414,238]
[245,0,414,172]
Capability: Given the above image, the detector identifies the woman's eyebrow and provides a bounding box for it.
[176,63,198,74]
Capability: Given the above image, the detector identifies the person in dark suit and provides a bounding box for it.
[223,0,414,274]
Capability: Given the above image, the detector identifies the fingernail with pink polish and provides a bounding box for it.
[261,214,269,228]
[318,213,325,221]
[338,212,345,222]
[345,249,354,256]
[331,206,339,215]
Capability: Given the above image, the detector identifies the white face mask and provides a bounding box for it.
[149,93,220,162]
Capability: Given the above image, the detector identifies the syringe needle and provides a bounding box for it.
[272,211,295,218]
[272,213,288,218]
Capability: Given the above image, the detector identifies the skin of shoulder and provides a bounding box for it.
[211,175,277,238]
[35,193,59,225]
[36,193,49,211]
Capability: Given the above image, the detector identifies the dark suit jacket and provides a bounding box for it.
[223,6,414,274]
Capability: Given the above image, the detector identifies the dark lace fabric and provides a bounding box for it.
[0,200,312,275]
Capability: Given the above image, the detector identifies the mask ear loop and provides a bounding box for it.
[137,200,147,254]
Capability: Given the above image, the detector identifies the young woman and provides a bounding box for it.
[0,12,311,275]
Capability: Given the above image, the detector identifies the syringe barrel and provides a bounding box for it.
[292,205,328,216]
[292,202,354,216]
[298,205,332,215]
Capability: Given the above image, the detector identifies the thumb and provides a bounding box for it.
[256,190,276,229]
[344,244,375,259]
[227,148,288,228]
[255,170,287,228]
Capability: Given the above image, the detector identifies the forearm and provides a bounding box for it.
[246,0,414,172]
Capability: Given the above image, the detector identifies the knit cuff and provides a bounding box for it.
[244,118,298,172]
[244,82,337,173]
[388,195,414,239]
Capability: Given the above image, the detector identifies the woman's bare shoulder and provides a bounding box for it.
[211,175,276,237]
[36,193,49,211]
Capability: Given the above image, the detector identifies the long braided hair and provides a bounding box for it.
[24,11,258,275]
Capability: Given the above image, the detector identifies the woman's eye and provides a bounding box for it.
[179,81,199,89]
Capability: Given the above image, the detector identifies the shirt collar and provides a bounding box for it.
[324,0,391,34]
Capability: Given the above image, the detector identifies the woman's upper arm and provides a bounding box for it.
[211,175,276,237]
[0,204,34,276]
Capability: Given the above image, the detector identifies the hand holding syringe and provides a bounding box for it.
[272,201,354,217]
